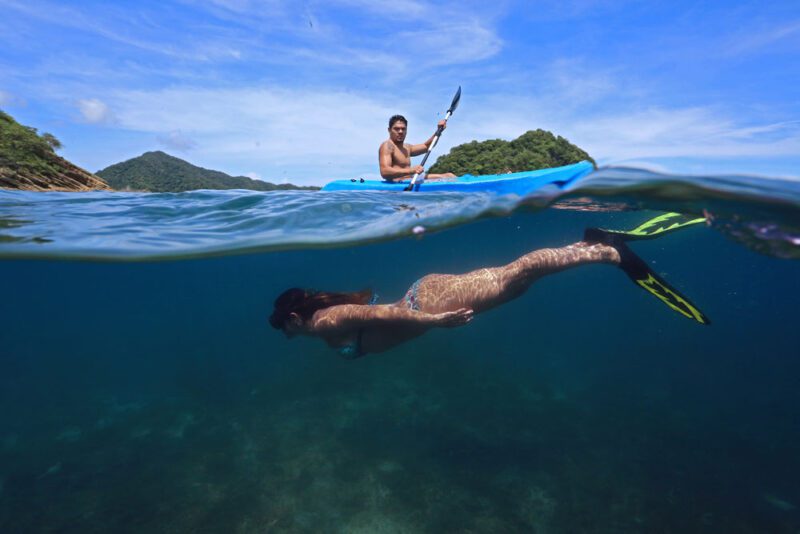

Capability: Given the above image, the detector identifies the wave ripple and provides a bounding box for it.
[0,166,798,261]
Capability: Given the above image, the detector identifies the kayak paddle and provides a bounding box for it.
[404,86,461,192]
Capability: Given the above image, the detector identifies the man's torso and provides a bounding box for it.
[383,140,412,170]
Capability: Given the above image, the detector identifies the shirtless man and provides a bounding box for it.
[378,115,457,182]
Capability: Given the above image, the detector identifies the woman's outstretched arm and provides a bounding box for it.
[311,304,473,333]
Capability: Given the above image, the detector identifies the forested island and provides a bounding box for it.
[429,129,593,176]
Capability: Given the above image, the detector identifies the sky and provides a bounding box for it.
[1,0,799,186]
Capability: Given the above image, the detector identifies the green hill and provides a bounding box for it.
[0,110,110,191]
[428,129,594,176]
[97,151,318,192]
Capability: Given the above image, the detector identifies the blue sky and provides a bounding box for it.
[1,0,799,185]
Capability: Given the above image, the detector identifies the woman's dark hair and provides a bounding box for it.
[269,288,373,330]
[389,115,407,128]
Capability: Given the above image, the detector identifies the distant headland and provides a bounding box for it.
[96,151,318,192]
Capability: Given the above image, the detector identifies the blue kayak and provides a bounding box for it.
[321,161,595,194]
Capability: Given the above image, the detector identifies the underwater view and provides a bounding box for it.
[1,168,800,533]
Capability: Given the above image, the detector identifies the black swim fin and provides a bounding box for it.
[600,212,706,241]
[584,228,710,325]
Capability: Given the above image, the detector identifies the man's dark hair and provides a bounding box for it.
[389,115,407,128]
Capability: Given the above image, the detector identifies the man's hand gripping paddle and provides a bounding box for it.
[404,86,461,192]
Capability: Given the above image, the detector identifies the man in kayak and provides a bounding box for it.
[379,115,457,182]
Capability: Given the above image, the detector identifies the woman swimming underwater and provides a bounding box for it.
[269,213,710,359]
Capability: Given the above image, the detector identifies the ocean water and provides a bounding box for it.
[1,166,799,533]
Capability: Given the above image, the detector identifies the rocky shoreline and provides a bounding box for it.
[0,155,110,192]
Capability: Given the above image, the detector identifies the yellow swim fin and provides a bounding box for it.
[602,212,706,241]
[622,249,710,325]
[583,227,710,325]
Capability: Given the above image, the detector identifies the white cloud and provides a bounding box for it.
[3,0,504,89]
[544,59,619,107]
[394,21,502,67]
[0,89,25,108]
[518,0,631,21]
[209,0,258,12]
[726,20,800,55]
[244,171,262,181]
[77,98,114,124]
[567,108,800,161]
[327,0,429,17]
[111,87,392,147]
[184,0,503,72]
[157,130,197,151]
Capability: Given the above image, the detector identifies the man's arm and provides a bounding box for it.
[409,120,447,156]
[379,143,423,181]
[313,304,472,332]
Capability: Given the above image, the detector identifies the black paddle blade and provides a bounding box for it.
[448,86,461,114]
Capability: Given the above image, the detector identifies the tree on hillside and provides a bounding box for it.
[41,133,62,152]
[428,129,594,176]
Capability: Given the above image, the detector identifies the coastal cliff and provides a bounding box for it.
[0,110,110,192]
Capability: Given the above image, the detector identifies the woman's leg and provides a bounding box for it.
[411,241,620,313]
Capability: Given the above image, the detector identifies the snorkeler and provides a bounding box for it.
[269,213,710,359]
